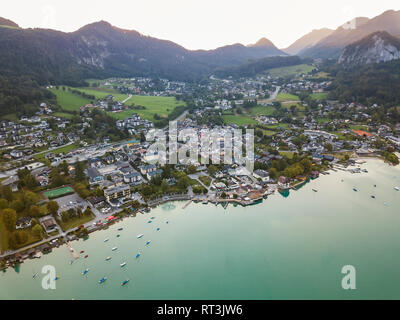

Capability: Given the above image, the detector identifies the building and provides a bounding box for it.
[139,164,157,175]
[87,167,104,184]
[146,169,163,180]
[123,171,142,184]
[253,169,270,183]
[104,185,131,202]
[40,216,58,233]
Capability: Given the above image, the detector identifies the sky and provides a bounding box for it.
[2,0,400,50]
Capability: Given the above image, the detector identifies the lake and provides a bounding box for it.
[1,159,400,300]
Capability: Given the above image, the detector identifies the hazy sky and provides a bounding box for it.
[2,0,400,49]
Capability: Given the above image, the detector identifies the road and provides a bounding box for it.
[268,86,281,102]
[122,94,132,104]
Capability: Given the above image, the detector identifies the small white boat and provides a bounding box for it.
[395,187,400,191]
[120,262,127,267]
[104,238,109,242]
[137,234,144,239]
[33,273,38,279]
[112,247,118,251]
[105,256,112,261]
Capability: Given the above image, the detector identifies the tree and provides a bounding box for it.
[325,143,333,152]
[187,165,197,174]
[221,192,227,199]
[29,205,41,217]
[0,199,8,210]
[32,224,43,238]
[61,211,69,222]
[47,201,59,215]
[1,186,13,202]
[84,207,93,216]
[208,165,217,176]
[23,191,38,210]
[1,208,17,231]
[161,179,169,193]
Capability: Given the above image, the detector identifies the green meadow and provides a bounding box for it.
[49,85,185,122]
[49,87,92,111]
[267,64,315,78]
[276,93,300,102]
[222,114,258,126]
[311,92,329,100]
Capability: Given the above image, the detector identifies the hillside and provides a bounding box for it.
[214,56,303,78]
[0,18,286,84]
[283,28,333,55]
[300,10,400,59]
[338,31,400,66]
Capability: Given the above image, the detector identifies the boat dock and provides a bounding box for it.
[66,242,80,260]
[183,200,192,209]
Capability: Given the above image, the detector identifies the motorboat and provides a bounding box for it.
[120,262,127,267]
[137,234,144,239]
[312,189,318,192]
[84,255,88,258]
[118,227,123,231]
[104,238,109,242]
[135,252,141,259]
[82,269,89,275]
[98,277,107,284]
[105,256,112,261]
[112,247,118,251]
[395,187,400,191]
[156,228,160,231]
[146,241,151,246]
[353,188,358,192]
[121,279,130,286]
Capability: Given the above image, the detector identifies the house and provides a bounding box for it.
[139,164,157,175]
[253,169,270,183]
[16,217,33,230]
[40,216,58,233]
[147,169,163,180]
[87,167,104,184]
[277,176,289,189]
[123,171,142,184]
[104,185,131,202]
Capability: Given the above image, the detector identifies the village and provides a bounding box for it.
[1,73,400,269]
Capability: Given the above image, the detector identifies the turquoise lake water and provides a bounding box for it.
[1,159,400,300]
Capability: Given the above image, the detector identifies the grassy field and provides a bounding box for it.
[250,106,275,116]
[280,151,295,159]
[267,64,315,78]
[43,186,74,200]
[108,95,185,121]
[33,143,79,161]
[49,87,92,111]
[50,84,186,122]
[58,213,95,232]
[222,114,258,126]
[311,92,329,100]
[276,93,300,102]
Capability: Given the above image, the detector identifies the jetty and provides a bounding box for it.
[183,200,192,209]
[66,242,80,260]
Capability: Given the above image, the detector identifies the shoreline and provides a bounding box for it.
[0,157,394,270]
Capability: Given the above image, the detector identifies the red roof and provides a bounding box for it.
[352,130,372,137]
[106,216,115,221]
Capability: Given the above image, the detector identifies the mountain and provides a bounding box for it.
[0,19,285,84]
[0,17,19,28]
[300,10,400,59]
[338,31,400,66]
[283,28,334,55]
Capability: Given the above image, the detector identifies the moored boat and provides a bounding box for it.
[82,268,89,275]
[135,252,141,259]
[120,262,127,267]
[112,247,118,251]
[137,234,144,239]
[395,187,400,191]
[121,279,130,286]
[98,277,107,284]
[105,256,111,261]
